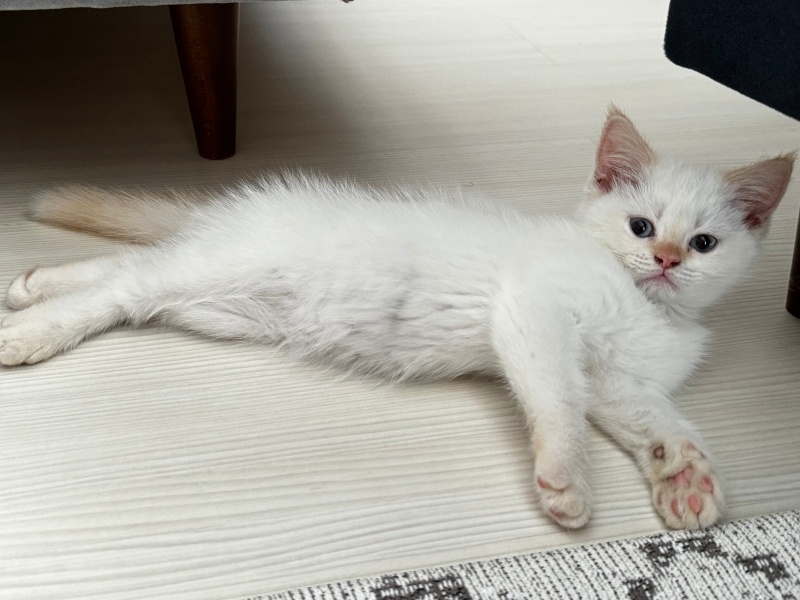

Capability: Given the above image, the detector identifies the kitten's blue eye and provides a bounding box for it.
[630,217,654,238]
[689,234,717,253]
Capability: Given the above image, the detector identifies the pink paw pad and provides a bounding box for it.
[673,465,694,487]
[688,495,703,514]
[653,445,665,459]
[699,475,714,492]
[537,477,566,491]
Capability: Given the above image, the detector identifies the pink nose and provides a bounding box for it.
[654,253,681,270]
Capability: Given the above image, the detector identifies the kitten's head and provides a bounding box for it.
[578,107,794,314]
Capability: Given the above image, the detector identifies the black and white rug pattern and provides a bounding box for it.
[252,510,800,600]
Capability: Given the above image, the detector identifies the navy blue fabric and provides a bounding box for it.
[664,0,800,121]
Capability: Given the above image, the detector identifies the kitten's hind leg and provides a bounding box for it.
[1,286,131,365]
[492,300,593,529]
[6,256,118,309]
[1,248,176,366]
[163,300,279,342]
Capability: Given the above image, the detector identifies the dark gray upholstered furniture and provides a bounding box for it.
[0,1,252,159]
[664,0,800,317]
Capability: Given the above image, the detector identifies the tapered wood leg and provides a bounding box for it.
[170,3,239,160]
[787,210,800,318]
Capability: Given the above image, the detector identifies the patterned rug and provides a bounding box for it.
[252,511,800,600]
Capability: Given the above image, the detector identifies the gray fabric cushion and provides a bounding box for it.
[0,0,262,8]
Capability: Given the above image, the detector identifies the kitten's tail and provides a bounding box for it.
[30,185,202,243]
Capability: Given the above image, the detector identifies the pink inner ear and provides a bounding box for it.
[726,155,795,229]
[594,111,656,194]
[594,133,618,194]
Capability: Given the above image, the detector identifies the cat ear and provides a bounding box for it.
[593,107,656,194]
[725,153,795,229]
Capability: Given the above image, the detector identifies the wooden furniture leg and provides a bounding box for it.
[787,210,800,318]
[170,3,239,160]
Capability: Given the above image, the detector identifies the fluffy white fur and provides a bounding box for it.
[2,108,793,531]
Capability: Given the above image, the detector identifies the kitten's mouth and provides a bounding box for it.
[642,272,677,289]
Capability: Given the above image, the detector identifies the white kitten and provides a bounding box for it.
[2,108,793,530]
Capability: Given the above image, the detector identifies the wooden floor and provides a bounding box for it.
[1,1,799,598]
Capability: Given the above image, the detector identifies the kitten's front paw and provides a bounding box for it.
[649,440,724,530]
[535,465,592,529]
